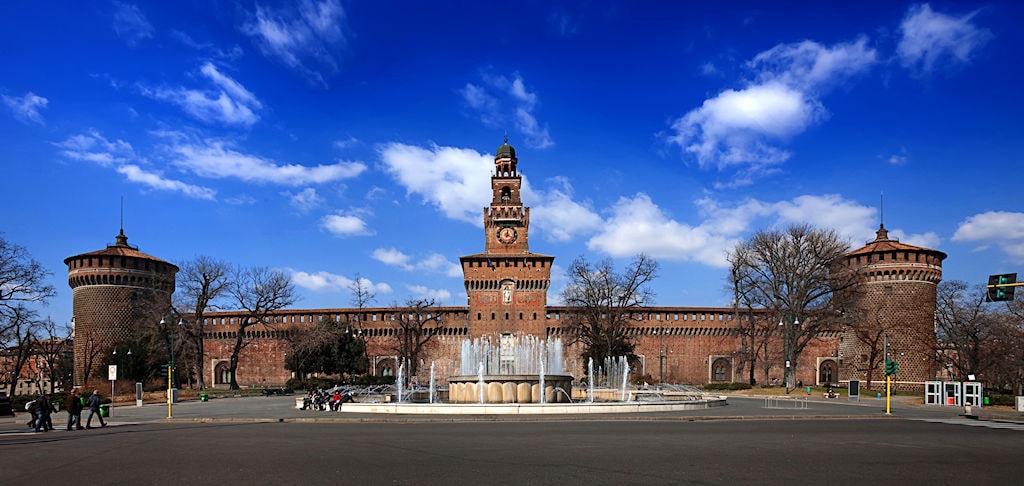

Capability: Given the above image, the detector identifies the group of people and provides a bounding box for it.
[26,389,107,432]
[299,388,354,411]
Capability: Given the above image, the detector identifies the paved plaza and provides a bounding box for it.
[2,394,1022,484]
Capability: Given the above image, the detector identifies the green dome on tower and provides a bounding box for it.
[496,136,516,159]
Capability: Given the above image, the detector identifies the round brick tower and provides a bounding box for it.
[65,229,178,387]
[839,224,946,387]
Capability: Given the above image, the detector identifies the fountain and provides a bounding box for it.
[447,336,574,404]
[332,335,727,414]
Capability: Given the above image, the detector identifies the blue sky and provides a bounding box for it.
[3,1,1022,325]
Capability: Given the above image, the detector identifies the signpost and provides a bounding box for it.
[108,365,117,418]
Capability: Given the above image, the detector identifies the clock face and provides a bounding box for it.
[497,226,517,244]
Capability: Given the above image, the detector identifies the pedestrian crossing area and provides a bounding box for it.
[913,418,1024,431]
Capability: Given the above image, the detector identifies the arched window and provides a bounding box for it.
[712,358,731,382]
[819,360,837,385]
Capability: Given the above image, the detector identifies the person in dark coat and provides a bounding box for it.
[65,389,84,431]
[85,390,106,428]
[34,394,55,432]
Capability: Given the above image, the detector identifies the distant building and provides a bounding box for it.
[68,140,946,390]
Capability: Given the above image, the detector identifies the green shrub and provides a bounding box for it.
[703,382,753,391]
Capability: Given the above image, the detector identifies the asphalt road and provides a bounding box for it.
[2,395,1021,484]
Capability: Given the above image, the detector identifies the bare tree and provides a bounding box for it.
[225,267,297,389]
[389,299,444,377]
[728,263,780,385]
[348,273,376,371]
[728,224,858,391]
[560,254,659,372]
[935,280,1002,381]
[35,318,73,393]
[174,256,232,389]
[0,235,55,341]
[285,317,367,378]
[3,305,42,396]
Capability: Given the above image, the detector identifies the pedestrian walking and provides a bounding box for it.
[65,389,84,430]
[85,389,106,428]
[35,393,55,432]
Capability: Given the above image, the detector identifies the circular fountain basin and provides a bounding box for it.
[447,374,574,403]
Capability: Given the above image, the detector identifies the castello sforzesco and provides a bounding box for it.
[68,139,946,390]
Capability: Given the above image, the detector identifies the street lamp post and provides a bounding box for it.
[779,315,799,395]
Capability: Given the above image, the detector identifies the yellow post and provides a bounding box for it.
[167,364,173,419]
[885,374,892,415]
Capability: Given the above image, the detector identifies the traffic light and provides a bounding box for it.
[987,273,1017,302]
[885,359,899,376]
[158,363,169,377]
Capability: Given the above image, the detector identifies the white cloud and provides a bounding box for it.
[116,165,216,200]
[898,3,991,75]
[112,2,154,47]
[289,269,392,294]
[525,177,602,242]
[373,248,461,277]
[241,0,349,87]
[668,82,821,173]
[141,63,263,127]
[406,284,453,303]
[372,247,412,269]
[586,193,895,266]
[167,138,366,185]
[286,187,324,211]
[378,143,492,224]
[587,193,735,267]
[333,136,359,149]
[668,37,878,186]
[953,211,1024,262]
[2,92,48,125]
[55,130,135,167]
[891,230,941,250]
[321,213,371,236]
[462,72,553,149]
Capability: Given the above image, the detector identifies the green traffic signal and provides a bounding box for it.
[885,359,899,376]
[987,273,1017,302]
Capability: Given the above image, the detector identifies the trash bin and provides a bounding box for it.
[200,393,209,402]
[99,404,110,417]
[984,396,990,406]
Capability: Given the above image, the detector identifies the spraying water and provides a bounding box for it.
[588,358,595,403]
[477,362,485,404]
[429,361,436,404]
[396,361,405,404]
[540,357,546,404]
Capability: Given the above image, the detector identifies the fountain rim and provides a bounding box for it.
[447,374,574,383]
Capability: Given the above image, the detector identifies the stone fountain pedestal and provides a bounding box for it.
[447,375,574,404]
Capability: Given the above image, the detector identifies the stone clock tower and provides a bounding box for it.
[460,138,554,340]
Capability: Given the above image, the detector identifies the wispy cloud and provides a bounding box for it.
[547,9,579,37]
[952,211,1024,263]
[285,187,324,211]
[170,30,243,59]
[112,2,154,47]
[164,136,366,185]
[667,37,876,187]
[897,3,991,76]
[241,0,350,87]
[461,71,553,149]
[117,165,216,200]
[56,130,217,200]
[140,62,263,127]
[406,284,453,303]
[2,92,48,125]
[55,130,135,167]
